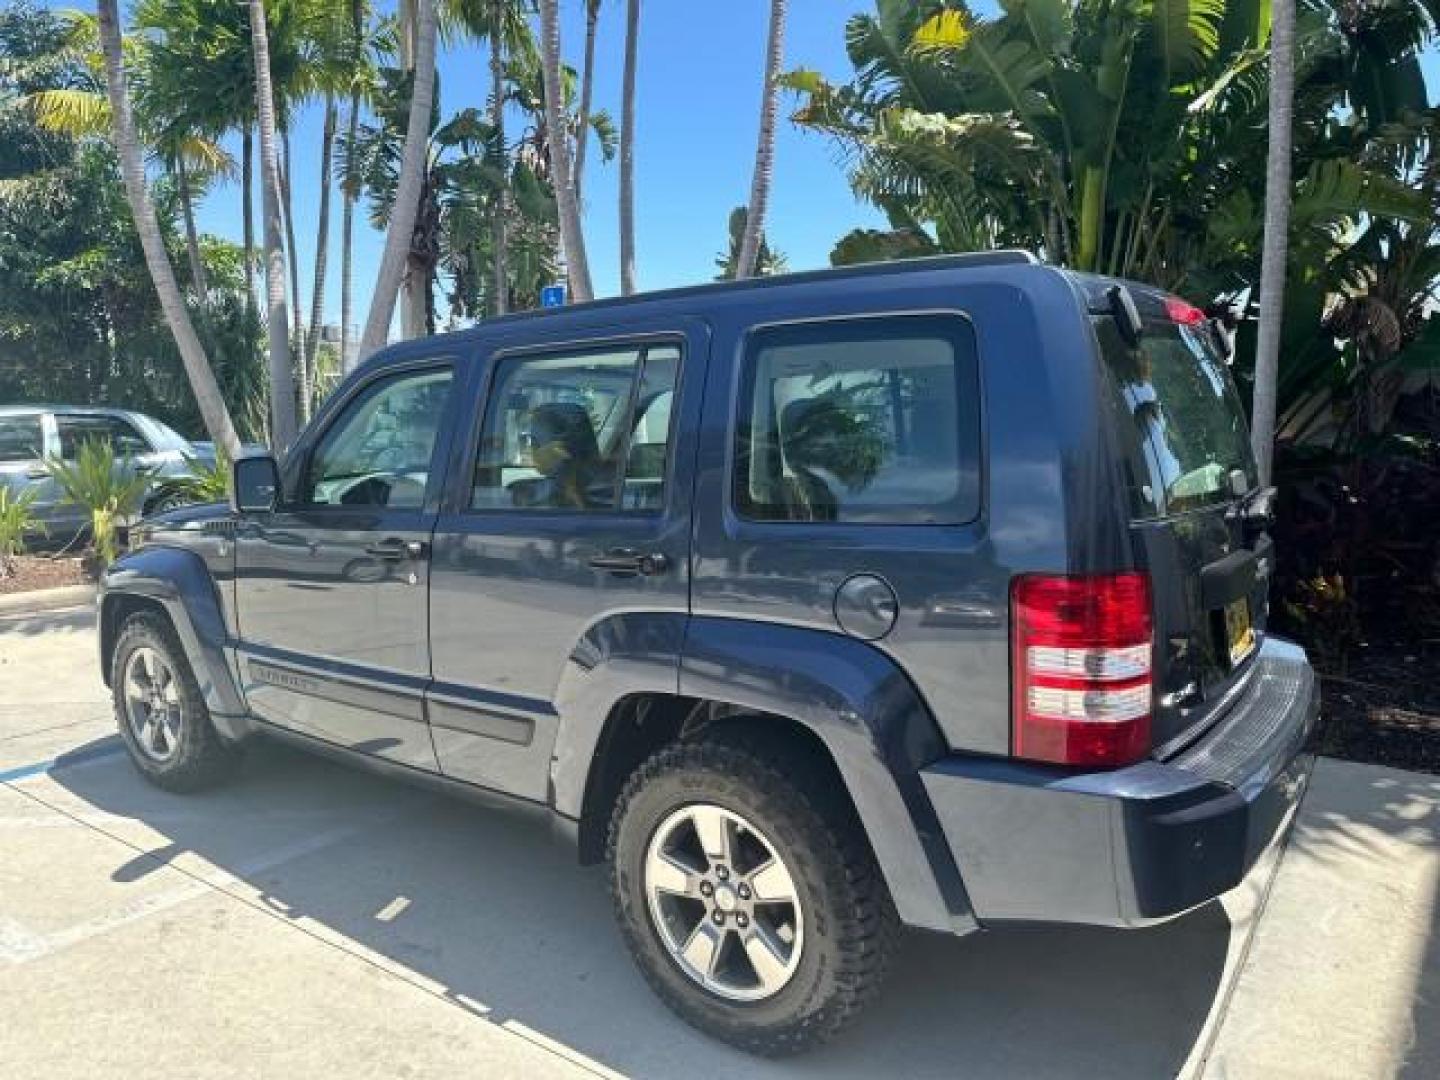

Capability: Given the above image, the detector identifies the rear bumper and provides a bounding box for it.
[922,635,1318,928]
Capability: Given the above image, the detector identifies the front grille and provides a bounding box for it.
[1171,650,1314,788]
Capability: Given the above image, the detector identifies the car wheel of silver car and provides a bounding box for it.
[111,613,241,792]
[608,733,900,1056]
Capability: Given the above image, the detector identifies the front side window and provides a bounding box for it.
[57,415,150,458]
[471,343,680,512]
[0,416,44,463]
[735,316,980,524]
[304,367,454,508]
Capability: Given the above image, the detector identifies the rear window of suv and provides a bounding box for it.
[1096,315,1256,517]
[734,314,980,524]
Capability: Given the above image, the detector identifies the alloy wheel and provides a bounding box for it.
[643,803,804,1002]
[122,646,183,763]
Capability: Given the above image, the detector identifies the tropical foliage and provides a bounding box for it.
[787,0,1440,453]
[0,488,44,575]
[0,2,265,441]
[715,206,788,280]
[43,438,149,565]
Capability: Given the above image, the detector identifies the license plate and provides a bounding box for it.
[1225,598,1256,667]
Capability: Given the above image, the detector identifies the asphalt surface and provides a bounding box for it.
[0,605,1434,1078]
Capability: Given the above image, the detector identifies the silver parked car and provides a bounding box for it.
[0,405,214,537]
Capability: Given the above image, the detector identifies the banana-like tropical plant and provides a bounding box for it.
[44,439,150,565]
[787,0,1430,284]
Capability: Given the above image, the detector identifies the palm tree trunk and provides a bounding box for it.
[574,0,599,203]
[175,155,210,304]
[281,126,306,413]
[396,0,423,339]
[96,0,241,460]
[359,0,437,360]
[303,96,336,416]
[618,0,638,295]
[242,124,256,318]
[539,0,594,301]
[341,88,359,374]
[736,0,786,280]
[249,0,298,450]
[489,22,508,316]
[1250,0,1295,486]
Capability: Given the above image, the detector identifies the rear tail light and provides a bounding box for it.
[1164,296,1206,326]
[1011,573,1153,768]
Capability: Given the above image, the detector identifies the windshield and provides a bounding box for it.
[1096,315,1256,516]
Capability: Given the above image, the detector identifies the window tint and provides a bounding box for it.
[57,415,150,458]
[735,316,979,524]
[0,416,43,463]
[471,343,681,512]
[305,367,453,508]
[1096,317,1255,516]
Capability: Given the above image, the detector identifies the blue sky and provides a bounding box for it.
[43,2,1440,335]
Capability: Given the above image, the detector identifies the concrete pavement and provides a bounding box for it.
[1,605,1435,1078]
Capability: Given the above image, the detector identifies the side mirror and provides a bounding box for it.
[232,454,281,514]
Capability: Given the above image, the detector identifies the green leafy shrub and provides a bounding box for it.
[150,451,230,510]
[44,439,148,565]
[0,487,45,576]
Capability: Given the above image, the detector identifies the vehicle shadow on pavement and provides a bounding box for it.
[49,737,1231,1080]
[0,605,94,638]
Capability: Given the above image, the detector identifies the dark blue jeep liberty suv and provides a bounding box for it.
[98,252,1318,1054]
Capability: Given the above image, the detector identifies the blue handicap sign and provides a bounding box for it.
[540,284,567,308]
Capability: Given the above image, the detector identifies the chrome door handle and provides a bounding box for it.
[365,538,426,561]
[588,549,669,576]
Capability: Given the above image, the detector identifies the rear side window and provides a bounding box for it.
[1096,317,1256,516]
[734,315,980,524]
[0,416,43,462]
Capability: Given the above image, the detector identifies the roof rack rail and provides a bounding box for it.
[391,249,1045,345]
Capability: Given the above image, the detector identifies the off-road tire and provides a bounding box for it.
[111,613,241,792]
[607,736,901,1055]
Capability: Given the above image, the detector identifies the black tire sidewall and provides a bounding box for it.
[610,747,859,1047]
[111,615,232,789]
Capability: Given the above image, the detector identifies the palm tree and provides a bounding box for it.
[452,0,538,318]
[359,0,437,360]
[735,0,785,281]
[715,206,786,279]
[338,0,373,374]
[301,99,334,416]
[489,17,509,316]
[618,0,637,294]
[573,0,601,200]
[304,0,372,402]
[21,42,235,311]
[94,0,242,459]
[249,0,297,449]
[1250,0,1296,485]
[537,0,593,301]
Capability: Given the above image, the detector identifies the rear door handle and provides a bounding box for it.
[587,549,669,576]
[365,538,426,561]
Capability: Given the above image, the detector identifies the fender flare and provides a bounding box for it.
[553,613,976,936]
[98,546,253,742]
